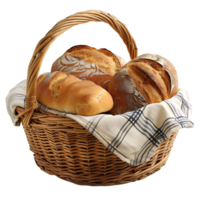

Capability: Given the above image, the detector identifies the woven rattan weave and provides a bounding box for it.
[16,10,178,186]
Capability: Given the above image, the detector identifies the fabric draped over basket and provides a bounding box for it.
[6,77,193,165]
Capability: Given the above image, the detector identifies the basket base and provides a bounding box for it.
[33,154,169,187]
[16,107,178,186]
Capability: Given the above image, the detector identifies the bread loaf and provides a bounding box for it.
[51,45,126,90]
[36,71,113,116]
[108,54,178,115]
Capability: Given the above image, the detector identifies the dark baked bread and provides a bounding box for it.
[108,54,178,115]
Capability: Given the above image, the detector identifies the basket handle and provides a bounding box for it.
[23,10,138,126]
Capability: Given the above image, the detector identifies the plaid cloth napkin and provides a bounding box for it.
[6,78,194,165]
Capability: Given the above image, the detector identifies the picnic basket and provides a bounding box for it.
[16,10,178,186]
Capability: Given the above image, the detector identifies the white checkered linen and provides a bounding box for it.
[6,78,193,165]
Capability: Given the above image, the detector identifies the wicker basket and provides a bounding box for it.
[16,10,178,186]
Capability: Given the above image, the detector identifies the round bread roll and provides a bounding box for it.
[51,45,126,90]
[132,54,178,98]
[108,54,178,115]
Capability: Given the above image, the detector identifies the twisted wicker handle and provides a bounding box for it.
[23,10,138,126]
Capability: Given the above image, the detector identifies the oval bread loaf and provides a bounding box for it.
[51,45,126,90]
[36,71,114,116]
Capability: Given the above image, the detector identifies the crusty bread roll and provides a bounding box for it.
[108,54,178,115]
[132,54,178,98]
[51,45,126,90]
[36,71,113,116]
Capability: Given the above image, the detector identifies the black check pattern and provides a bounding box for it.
[6,79,194,165]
